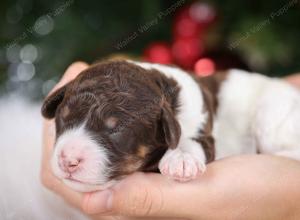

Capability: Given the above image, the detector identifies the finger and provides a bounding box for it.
[285,73,300,87]
[41,119,55,174]
[89,216,185,220]
[82,172,203,218]
[49,61,89,96]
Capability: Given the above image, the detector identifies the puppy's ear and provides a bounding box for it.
[41,85,67,119]
[161,102,181,149]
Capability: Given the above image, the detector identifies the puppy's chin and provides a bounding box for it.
[62,178,117,192]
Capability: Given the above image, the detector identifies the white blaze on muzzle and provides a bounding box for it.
[51,124,113,192]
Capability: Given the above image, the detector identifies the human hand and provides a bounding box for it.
[82,155,300,220]
[285,73,300,87]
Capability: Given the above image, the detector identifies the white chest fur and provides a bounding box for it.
[132,61,207,139]
[133,61,208,181]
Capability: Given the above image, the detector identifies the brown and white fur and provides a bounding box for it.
[40,60,300,192]
[135,62,300,177]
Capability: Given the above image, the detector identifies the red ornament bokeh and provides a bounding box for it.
[194,58,216,76]
[143,42,173,65]
[172,37,204,69]
[143,1,217,74]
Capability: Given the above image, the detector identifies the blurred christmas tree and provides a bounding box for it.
[1,0,300,100]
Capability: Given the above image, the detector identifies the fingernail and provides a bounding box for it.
[83,190,113,214]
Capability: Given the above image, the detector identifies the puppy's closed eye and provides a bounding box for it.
[105,116,118,129]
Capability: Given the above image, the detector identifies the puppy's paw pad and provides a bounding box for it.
[159,150,206,182]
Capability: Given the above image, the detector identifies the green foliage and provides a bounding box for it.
[1,0,300,99]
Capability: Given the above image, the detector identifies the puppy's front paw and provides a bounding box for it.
[159,149,206,182]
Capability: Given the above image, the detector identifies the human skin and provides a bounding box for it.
[41,62,300,220]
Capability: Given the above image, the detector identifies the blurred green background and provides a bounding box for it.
[1,0,300,100]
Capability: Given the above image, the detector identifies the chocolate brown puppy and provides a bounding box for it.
[42,60,300,192]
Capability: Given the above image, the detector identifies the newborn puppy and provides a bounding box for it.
[42,60,300,192]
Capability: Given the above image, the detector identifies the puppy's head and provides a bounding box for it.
[42,61,181,192]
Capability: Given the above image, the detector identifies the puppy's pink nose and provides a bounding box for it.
[59,153,82,173]
[64,158,81,173]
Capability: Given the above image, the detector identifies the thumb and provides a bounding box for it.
[82,172,197,218]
